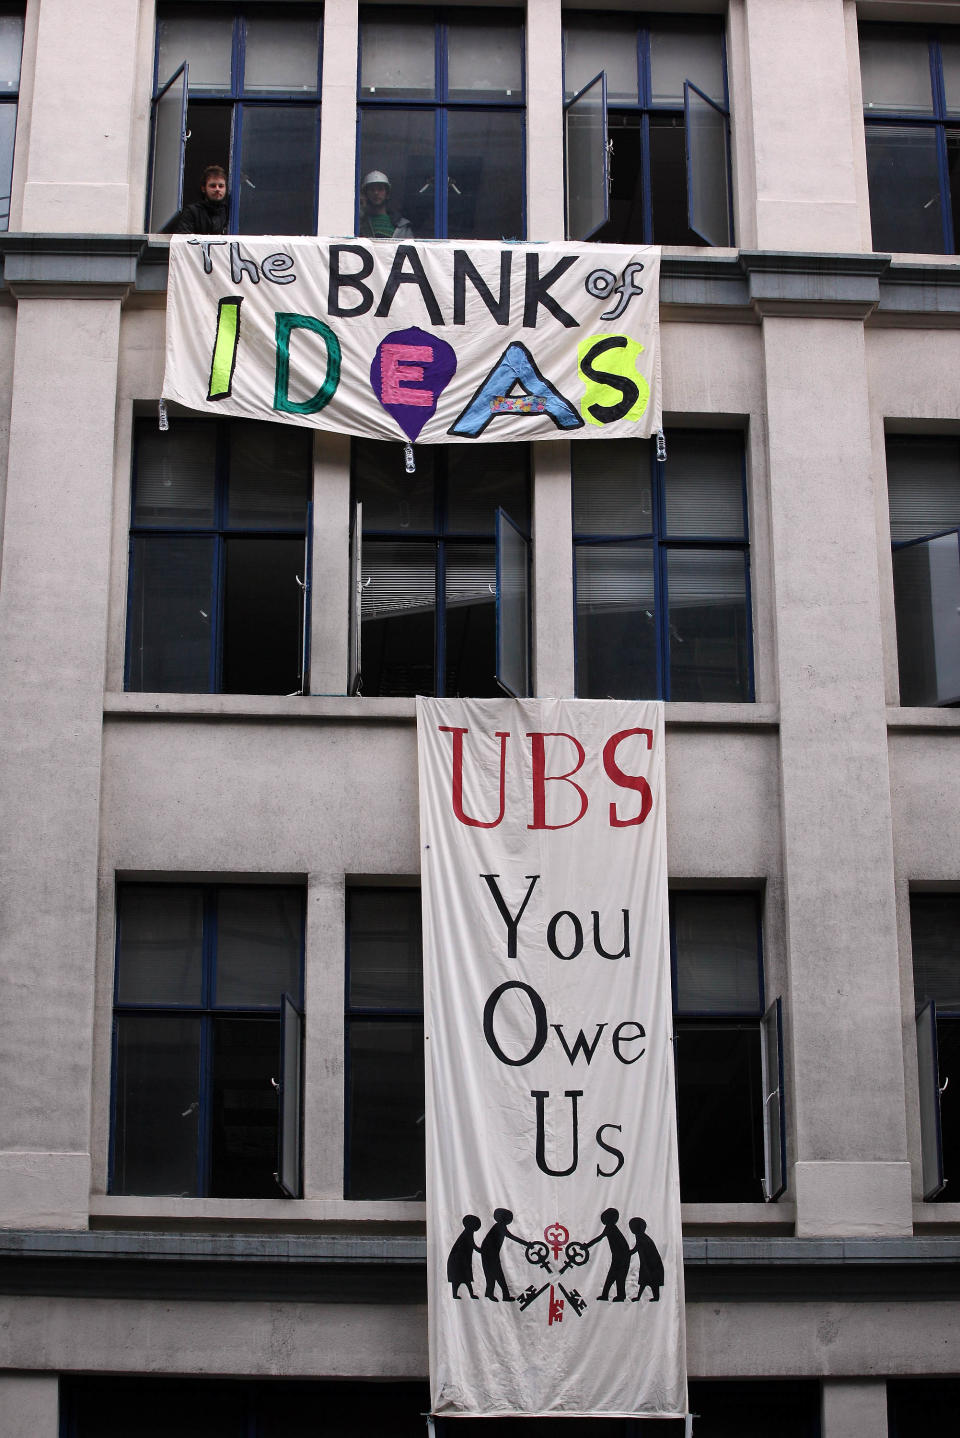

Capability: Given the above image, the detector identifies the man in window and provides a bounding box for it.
[174,163,230,234]
[357,170,413,240]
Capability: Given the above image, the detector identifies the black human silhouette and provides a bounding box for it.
[480,1207,526,1301]
[585,1206,631,1302]
[628,1217,664,1302]
[447,1215,482,1298]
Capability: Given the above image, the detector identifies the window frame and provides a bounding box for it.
[109,881,306,1199]
[150,2,324,234]
[910,892,960,1202]
[0,8,23,233]
[860,21,960,255]
[561,10,733,246]
[356,6,527,240]
[572,430,754,703]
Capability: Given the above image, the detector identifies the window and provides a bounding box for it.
[563,12,731,244]
[352,440,530,697]
[887,436,960,707]
[357,8,525,241]
[126,417,312,695]
[150,4,323,234]
[910,893,960,1201]
[111,883,304,1198]
[0,10,21,231]
[573,431,751,702]
[889,1379,960,1438]
[861,24,960,254]
[672,892,784,1204]
[345,888,424,1200]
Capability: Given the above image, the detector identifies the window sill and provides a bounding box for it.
[90,1195,427,1225]
[681,1202,795,1233]
[887,705,960,731]
[913,1201,960,1231]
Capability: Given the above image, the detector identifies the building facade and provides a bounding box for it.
[1,1,960,1434]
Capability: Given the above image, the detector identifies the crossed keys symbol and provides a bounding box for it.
[543,1223,569,1262]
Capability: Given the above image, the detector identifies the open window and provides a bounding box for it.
[760,996,786,1201]
[495,507,530,697]
[148,62,188,233]
[910,894,960,1201]
[564,71,609,241]
[685,81,732,247]
[276,993,304,1199]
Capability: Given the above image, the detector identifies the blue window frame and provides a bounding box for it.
[861,23,960,254]
[352,440,530,697]
[357,8,525,240]
[345,888,424,1201]
[573,430,752,703]
[126,416,312,695]
[0,11,22,232]
[152,3,323,234]
[887,435,960,706]
[562,11,732,245]
[110,882,305,1199]
[910,893,960,1203]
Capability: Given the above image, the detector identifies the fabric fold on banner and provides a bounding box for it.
[417,697,686,1419]
[162,237,661,444]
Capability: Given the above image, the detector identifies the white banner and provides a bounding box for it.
[417,698,685,1419]
[162,237,660,444]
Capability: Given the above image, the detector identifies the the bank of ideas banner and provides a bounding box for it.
[162,237,660,444]
[417,698,686,1419]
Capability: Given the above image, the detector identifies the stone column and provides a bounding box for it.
[821,1378,890,1438]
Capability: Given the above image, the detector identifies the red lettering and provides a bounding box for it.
[602,728,653,827]
[439,726,510,828]
[527,732,588,830]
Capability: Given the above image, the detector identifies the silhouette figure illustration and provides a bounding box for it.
[585,1207,631,1302]
[628,1217,664,1302]
[480,1208,527,1301]
[447,1214,482,1299]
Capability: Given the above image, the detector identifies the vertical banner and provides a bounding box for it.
[418,697,686,1419]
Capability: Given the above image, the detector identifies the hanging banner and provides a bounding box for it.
[417,697,685,1419]
[162,236,660,444]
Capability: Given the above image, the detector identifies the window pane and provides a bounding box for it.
[595,109,645,244]
[575,541,656,698]
[128,536,215,693]
[347,1019,425,1199]
[216,889,302,1007]
[149,66,187,233]
[666,547,750,701]
[227,422,311,529]
[664,432,744,537]
[360,17,436,98]
[361,539,436,696]
[447,15,523,100]
[566,72,608,242]
[887,437,960,541]
[236,107,317,235]
[134,424,217,527]
[684,88,731,246]
[943,39,960,114]
[158,13,233,92]
[222,536,303,694]
[649,113,698,245]
[912,895,960,1008]
[497,511,530,697]
[446,543,498,696]
[893,534,960,706]
[673,893,761,1013]
[210,1016,280,1198]
[936,1018,960,1201]
[650,23,723,106]
[676,1025,763,1201]
[349,889,423,1009]
[116,886,203,1006]
[859,29,933,113]
[446,110,523,240]
[114,1016,201,1196]
[573,440,653,535]
[0,15,22,91]
[564,17,638,103]
[0,102,15,229]
[447,444,529,533]
[865,125,944,253]
[358,109,435,238]
[243,14,321,93]
[354,439,436,531]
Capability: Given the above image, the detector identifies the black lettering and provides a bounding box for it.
[532,1090,582,1177]
[596,1124,625,1178]
[453,250,512,325]
[328,244,374,317]
[579,336,640,423]
[523,253,579,329]
[483,980,548,1066]
[480,874,539,959]
[592,909,630,960]
[547,910,584,960]
[376,245,444,325]
[611,1021,646,1064]
[551,1023,607,1066]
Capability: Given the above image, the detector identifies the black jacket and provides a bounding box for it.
[173,196,229,234]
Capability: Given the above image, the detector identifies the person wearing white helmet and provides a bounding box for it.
[358,170,413,240]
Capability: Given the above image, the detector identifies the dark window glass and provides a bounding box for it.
[563,13,731,246]
[111,883,304,1198]
[0,12,21,231]
[126,418,311,696]
[153,4,322,234]
[357,9,525,240]
[910,893,960,1203]
[346,889,425,1200]
[887,436,960,706]
[353,441,530,697]
[889,1378,960,1438]
[673,891,765,1203]
[574,431,751,702]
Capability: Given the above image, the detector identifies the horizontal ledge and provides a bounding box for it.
[887,706,960,731]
